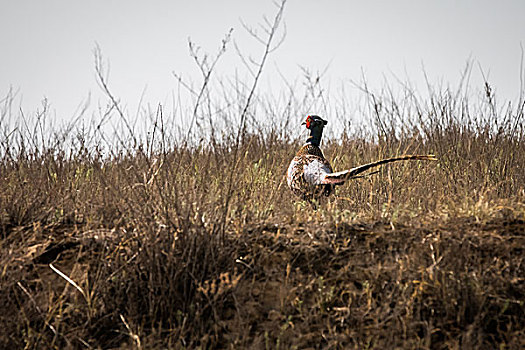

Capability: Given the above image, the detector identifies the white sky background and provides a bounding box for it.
[1,0,524,126]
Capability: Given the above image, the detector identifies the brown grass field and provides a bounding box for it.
[1,77,524,349]
[1,5,525,348]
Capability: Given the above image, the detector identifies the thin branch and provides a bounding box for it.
[94,44,138,148]
[49,263,87,301]
[220,0,287,234]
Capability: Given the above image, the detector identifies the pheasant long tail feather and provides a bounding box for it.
[321,154,437,185]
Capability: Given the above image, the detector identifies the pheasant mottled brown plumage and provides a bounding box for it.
[286,115,437,206]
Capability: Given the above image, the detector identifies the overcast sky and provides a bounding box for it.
[1,0,524,122]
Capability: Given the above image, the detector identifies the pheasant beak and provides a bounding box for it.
[301,121,306,125]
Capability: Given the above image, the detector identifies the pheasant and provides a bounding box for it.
[286,115,437,206]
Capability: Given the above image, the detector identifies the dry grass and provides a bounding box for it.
[1,79,524,349]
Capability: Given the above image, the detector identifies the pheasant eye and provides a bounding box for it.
[306,118,311,129]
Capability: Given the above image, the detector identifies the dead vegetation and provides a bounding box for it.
[1,84,524,348]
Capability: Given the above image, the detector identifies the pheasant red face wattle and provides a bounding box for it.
[305,116,311,129]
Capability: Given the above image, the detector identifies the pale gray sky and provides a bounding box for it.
[1,0,524,121]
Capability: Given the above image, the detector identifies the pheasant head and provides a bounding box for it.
[303,115,327,147]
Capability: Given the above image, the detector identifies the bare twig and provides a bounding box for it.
[174,28,233,144]
[49,263,87,301]
[120,314,142,350]
[94,44,138,148]
[220,0,287,235]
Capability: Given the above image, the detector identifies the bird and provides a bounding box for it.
[286,115,437,206]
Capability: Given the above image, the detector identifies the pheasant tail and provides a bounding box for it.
[321,154,437,185]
